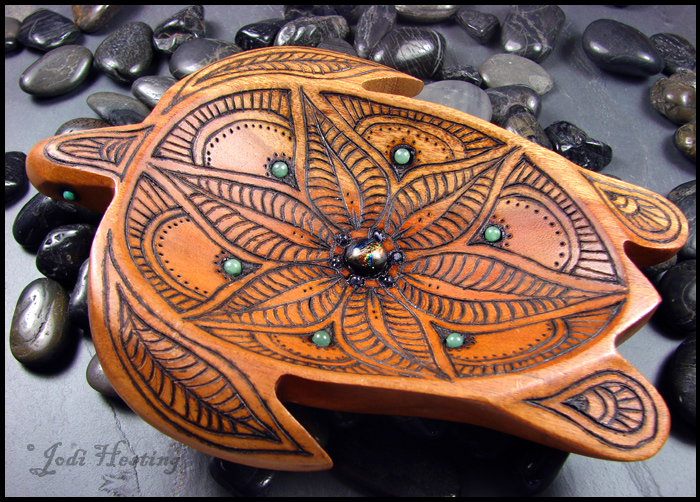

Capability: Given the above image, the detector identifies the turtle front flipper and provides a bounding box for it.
[26,124,154,213]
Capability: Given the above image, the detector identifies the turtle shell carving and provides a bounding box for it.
[26,47,687,470]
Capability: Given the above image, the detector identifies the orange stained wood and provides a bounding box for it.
[26,47,687,471]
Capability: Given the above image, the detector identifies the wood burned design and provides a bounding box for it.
[26,47,687,468]
[526,370,659,450]
[125,86,628,380]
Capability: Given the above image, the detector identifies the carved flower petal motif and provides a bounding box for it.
[139,87,625,381]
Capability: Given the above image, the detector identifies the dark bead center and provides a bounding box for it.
[344,238,389,277]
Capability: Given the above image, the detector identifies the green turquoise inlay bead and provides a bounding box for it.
[393,147,411,165]
[62,190,76,201]
[222,258,242,276]
[270,160,289,178]
[484,225,502,242]
[311,330,331,347]
[446,332,464,348]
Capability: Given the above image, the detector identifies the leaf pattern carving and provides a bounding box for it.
[117,288,280,441]
[130,87,625,380]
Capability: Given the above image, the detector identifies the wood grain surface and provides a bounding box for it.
[26,47,687,471]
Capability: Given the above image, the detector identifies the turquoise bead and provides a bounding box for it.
[270,160,289,178]
[393,147,411,165]
[445,332,464,348]
[484,225,502,242]
[62,190,76,201]
[222,258,242,276]
[311,330,331,347]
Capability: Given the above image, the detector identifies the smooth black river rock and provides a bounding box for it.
[582,19,664,77]
[369,27,445,80]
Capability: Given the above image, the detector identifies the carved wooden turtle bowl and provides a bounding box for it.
[26,47,687,471]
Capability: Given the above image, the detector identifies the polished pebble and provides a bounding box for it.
[501,5,565,63]
[36,223,97,285]
[10,278,71,366]
[69,259,90,332]
[416,80,492,122]
[275,15,349,47]
[668,334,696,426]
[55,117,111,135]
[71,5,122,33]
[87,354,121,398]
[642,253,677,279]
[394,5,459,23]
[486,85,541,125]
[131,75,177,108]
[650,70,696,124]
[369,27,446,80]
[657,260,696,333]
[235,18,286,51]
[95,21,153,83]
[650,33,697,75]
[438,65,482,86]
[674,123,696,162]
[544,121,613,172]
[354,5,396,58]
[480,53,554,95]
[582,19,663,77]
[18,9,81,51]
[317,37,357,57]
[153,5,206,54]
[502,108,552,149]
[19,45,92,97]
[5,151,28,205]
[668,179,696,204]
[455,8,499,44]
[674,190,696,260]
[169,38,242,80]
[6,16,21,52]
[87,91,151,126]
[209,458,277,497]
[13,193,84,249]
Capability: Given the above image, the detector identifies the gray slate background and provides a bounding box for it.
[5,5,696,496]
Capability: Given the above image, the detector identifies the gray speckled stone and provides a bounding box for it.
[480,53,553,95]
[19,45,92,97]
[416,80,492,122]
[94,21,153,83]
[10,278,70,366]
